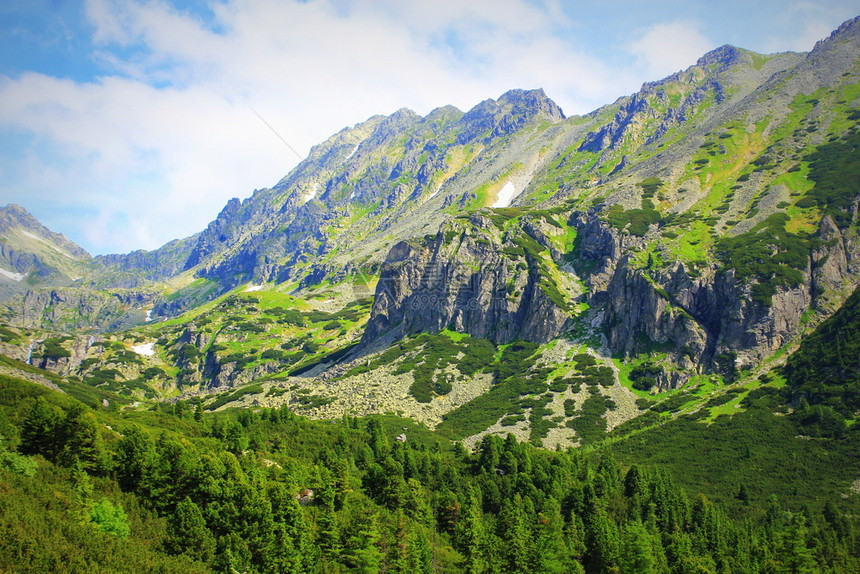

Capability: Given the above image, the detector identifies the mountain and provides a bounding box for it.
[1,16,859,430]
[0,204,92,297]
[0,205,158,332]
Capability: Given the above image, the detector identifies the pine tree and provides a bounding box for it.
[737,483,750,505]
[386,511,411,574]
[217,531,253,574]
[585,505,621,573]
[436,489,462,534]
[70,459,93,518]
[565,510,588,568]
[408,524,433,574]
[477,434,501,474]
[341,511,383,574]
[379,456,409,509]
[456,487,490,574]
[266,523,305,574]
[332,455,350,511]
[621,520,656,574]
[367,418,389,460]
[58,408,110,474]
[777,514,818,574]
[317,505,342,562]
[89,498,131,539]
[528,496,570,574]
[268,483,309,573]
[823,500,851,541]
[166,497,216,564]
[19,397,61,460]
[113,425,154,492]
[498,494,529,573]
[624,464,644,498]
[224,421,248,455]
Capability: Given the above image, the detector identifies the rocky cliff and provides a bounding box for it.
[363,211,576,346]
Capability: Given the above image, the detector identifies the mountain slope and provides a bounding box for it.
[0,204,93,297]
[363,18,860,386]
[1,17,859,443]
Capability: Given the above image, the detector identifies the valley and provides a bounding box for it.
[0,14,859,573]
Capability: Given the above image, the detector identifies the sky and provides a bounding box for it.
[0,0,857,255]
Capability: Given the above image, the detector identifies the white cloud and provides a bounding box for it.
[0,71,293,253]
[628,20,715,80]
[2,0,623,254]
[762,1,854,52]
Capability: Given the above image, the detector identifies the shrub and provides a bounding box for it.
[0,326,19,343]
[89,499,131,538]
[803,129,860,216]
[604,204,661,237]
[630,362,663,391]
[637,177,664,199]
[35,338,72,360]
[142,367,166,380]
[0,451,37,476]
[714,213,807,306]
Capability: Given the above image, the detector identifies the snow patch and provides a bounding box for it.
[131,342,155,357]
[301,183,319,205]
[345,144,359,160]
[145,309,153,322]
[427,184,442,200]
[245,284,264,292]
[491,181,519,208]
[0,267,26,281]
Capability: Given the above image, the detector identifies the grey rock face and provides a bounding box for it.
[457,88,564,144]
[363,214,572,345]
[570,207,859,387]
[363,202,858,390]
[0,204,91,261]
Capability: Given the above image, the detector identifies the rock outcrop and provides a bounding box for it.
[363,213,574,346]
[570,207,860,387]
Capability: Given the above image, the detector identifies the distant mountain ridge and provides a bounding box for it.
[0,204,92,299]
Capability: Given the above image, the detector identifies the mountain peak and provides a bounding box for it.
[695,44,744,68]
[454,88,564,145]
[0,204,90,260]
[0,203,41,230]
[497,88,565,120]
[820,14,860,45]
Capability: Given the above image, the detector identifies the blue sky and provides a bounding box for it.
[1,0,857,255]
